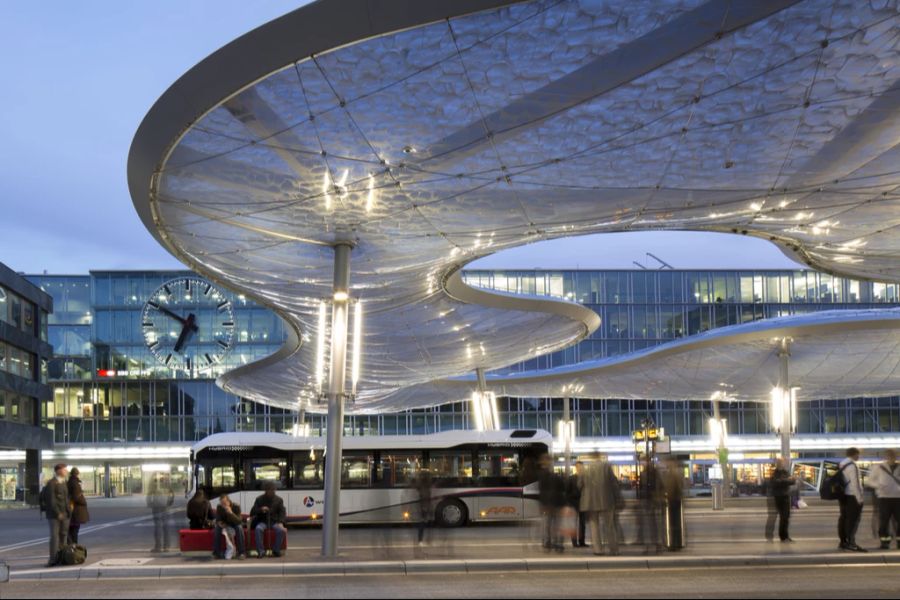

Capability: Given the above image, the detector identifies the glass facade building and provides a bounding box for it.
[6,267,900,495]
[0,261,53,504]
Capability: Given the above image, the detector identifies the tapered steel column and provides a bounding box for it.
[322,243,351,558]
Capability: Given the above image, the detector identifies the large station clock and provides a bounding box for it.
[141,277,235,372]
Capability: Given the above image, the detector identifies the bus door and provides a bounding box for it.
[474,447,524,520]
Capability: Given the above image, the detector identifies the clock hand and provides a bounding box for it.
[154,305,187,325]
[173,314,198,353]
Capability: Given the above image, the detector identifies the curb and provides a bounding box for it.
[8,552,900,581]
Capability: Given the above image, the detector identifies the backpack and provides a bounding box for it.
[58,544,87,566]
[39,483,51,515]
[819,463,850,501]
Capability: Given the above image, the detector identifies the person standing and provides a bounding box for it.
[42,464,71,567]
[67,467,90,544]
[636,456,662,553]
[868,449,900,550]
[567,462,587,548]
[580,455,619,556]
[537,454,566,552]
[838,447,867,552]
[764,458,795,542]
[146,474,175,553]
[250,482,287,558]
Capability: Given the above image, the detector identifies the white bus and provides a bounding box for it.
[191,429,551,527]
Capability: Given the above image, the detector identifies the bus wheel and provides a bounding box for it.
[435,498,467,527]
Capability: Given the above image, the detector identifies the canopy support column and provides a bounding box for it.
[322,243,351,558]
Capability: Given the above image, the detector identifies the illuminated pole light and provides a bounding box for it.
[470,391,485,431]
[316,301,328,393]
[351,300,363,395]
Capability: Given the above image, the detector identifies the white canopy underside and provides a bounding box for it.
[128,0,900,412]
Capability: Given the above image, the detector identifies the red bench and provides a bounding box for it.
[179,527,287,553]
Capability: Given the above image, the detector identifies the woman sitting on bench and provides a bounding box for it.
[213,495,246,560]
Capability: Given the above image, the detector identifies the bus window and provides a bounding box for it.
[211,465,236,491]
[292,452,324,489]
[377,452,422,487]
[477,449,520,485]
[245,459,287,490]
[341,453,372,488]
[428,450,472,487]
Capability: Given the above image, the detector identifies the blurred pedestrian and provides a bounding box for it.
[567,461,587,548]
[414,468,435,547]
[250,481,287,558]
[765,458,796,542]
[636,456,662,553]
[537,453,566,552]
[67,467,90,544]
[147,474,175,553]
[41,463,71,567]
[661,457,685,550]
[187,488,214,529]
[838,447,866,552]
[868,449,900,550]
[581,455,619,556]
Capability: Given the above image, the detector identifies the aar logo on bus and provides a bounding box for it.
[303,496,315,508]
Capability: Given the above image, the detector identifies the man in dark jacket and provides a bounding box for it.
[67,467,90,544]
[250,482,286,558]
[42,463,71,567]
[566,462,586,547]
[186,488,213,529]
[765,458,796,542]
[537,454,566,552]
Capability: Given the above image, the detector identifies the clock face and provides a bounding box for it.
[141,277,235,373]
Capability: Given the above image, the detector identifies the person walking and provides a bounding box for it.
[567,461,587,548]
[764,458,796,542]
[868,449,900,550]
[580,455,619,556]
[636,456,662,553]
[838,447,867,552]
[42,464,71,567]
[146,474,175,553]
[66,467,90,544]
[413,468,435,547]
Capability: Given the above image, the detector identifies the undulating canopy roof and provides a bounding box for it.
[128,0,900,411]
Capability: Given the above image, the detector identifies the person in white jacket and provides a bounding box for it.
[868,449,900,550]
[838,447,866,552]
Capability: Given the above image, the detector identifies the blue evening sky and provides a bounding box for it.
[0,2,803,275]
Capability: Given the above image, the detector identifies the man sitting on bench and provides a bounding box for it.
[250,481,286,558]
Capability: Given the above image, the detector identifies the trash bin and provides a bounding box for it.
[664,495,685,550]
[711,480,725,511]
[111,485,117,498]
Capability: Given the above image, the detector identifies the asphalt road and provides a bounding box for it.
[1,567,898,599]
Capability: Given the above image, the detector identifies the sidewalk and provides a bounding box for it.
[8,548,900,581]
